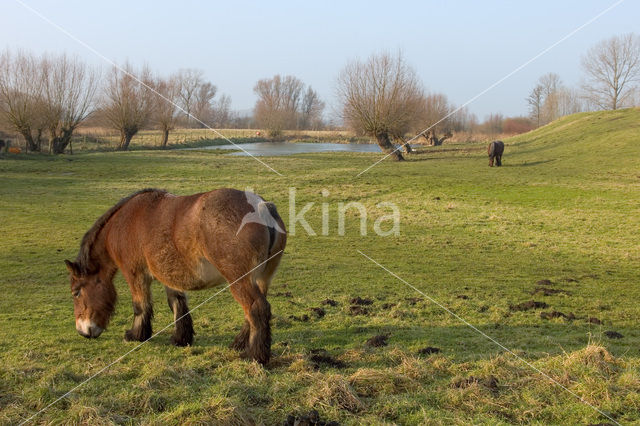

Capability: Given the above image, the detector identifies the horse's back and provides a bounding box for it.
[488,140,504,156]
[107,188,283,290]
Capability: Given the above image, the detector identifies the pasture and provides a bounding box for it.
[0,109,639,424]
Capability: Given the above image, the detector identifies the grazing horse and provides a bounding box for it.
[64,188,286,364]
[488,140,504,167]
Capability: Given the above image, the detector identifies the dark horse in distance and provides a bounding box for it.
[488,140,504,167]
[65,188,286,364]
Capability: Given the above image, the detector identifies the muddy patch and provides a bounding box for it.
[365,334,389,348]
[509,300,548,311]
[349,306,369,316]
[417,346,441,356]
[289,314,310,322]
[310,307,326,318]
[381,302,397,309]
[283,409,339,426]
[405,297,423,305]
[531,287,570,296]
[456,294,469,300]
[273,291,293,298]
[308,349,346,369]
[540,311,575,320]
[604,331,623,339]
[588,317,603,325]
[350,296,374,306]
[322,299,339,307]
[536,279,554,286]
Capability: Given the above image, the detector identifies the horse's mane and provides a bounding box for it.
[76,188,166,273]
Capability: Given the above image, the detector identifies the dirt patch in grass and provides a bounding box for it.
[310,307,325,318]
[350,296,373,305]
[405,297,423,305]
[588,317,603,325]
[365,334,389,348]
[604,331,623,339]
[540,311,575,320]
[536,279,554,286]
[273,291,293,298]
[381,302,397,309]
[509,300,548,311]
[349,306,369,316]
[308,349,346,369]
[322,298,338,307]
[289,314,310,322]
[283,409,339,426]
[417,346,441,356]
[532,287,571,296]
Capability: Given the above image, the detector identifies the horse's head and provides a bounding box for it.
[64,260,116,338]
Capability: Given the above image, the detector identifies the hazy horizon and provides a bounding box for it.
[3,0,638,120]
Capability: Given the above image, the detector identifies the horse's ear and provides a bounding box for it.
[65,260,80,277]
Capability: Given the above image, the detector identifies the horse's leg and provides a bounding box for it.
[231,249,283,354]
[496,155,502,166]
[123,272,153,342]
[230,320,250,352]
[229,277,271,365]
[489,156,494,167]
[165,286,194,346]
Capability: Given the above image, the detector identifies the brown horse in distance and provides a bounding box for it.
[488,140,504,167]
[65,188,286,364]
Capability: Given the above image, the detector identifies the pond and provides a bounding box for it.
[192,141,387,156]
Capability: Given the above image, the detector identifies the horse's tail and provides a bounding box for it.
[257,202,287,257]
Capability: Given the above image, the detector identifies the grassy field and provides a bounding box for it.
[0,108,639,425]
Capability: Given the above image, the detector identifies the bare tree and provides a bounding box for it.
[253,75,305,137]
[527,73,581,126]
[192,81,217,127]
[152,74,180,148]
[418,92,454,147]
[299,86,325,130]
[210,93,232,128]
[102,63,154,151]
[337,51,424,161]
[581,33,640,110]
[41,54,98,154]
[0,51,47,152]
[527,84,544,127]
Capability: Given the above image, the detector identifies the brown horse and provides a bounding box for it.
[64,188,286,364]
[488,140,504,167]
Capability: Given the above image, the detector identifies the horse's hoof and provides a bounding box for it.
[124,329,147,342]
[171,334,193,347]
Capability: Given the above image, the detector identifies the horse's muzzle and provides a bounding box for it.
[76,319,103,338]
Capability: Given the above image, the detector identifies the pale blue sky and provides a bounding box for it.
[2,0,638,119]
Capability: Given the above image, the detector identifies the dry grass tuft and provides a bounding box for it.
[562,344,620,375]
[349,368,417,397]
[307,374,365,413]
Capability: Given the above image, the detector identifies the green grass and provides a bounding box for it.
[1,108,639,424]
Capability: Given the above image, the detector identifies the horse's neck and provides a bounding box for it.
[90,228,117,275]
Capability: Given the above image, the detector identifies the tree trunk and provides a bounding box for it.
[161,129,169,148]
[20,131,39,152]
[51,129,75,154]
[398,136,413,154]
[118,131,135,151]
[375,132,404,161]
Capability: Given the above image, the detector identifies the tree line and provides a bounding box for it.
[1,33,638,156]
[527,33,640,127]
[0,53,237,153]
